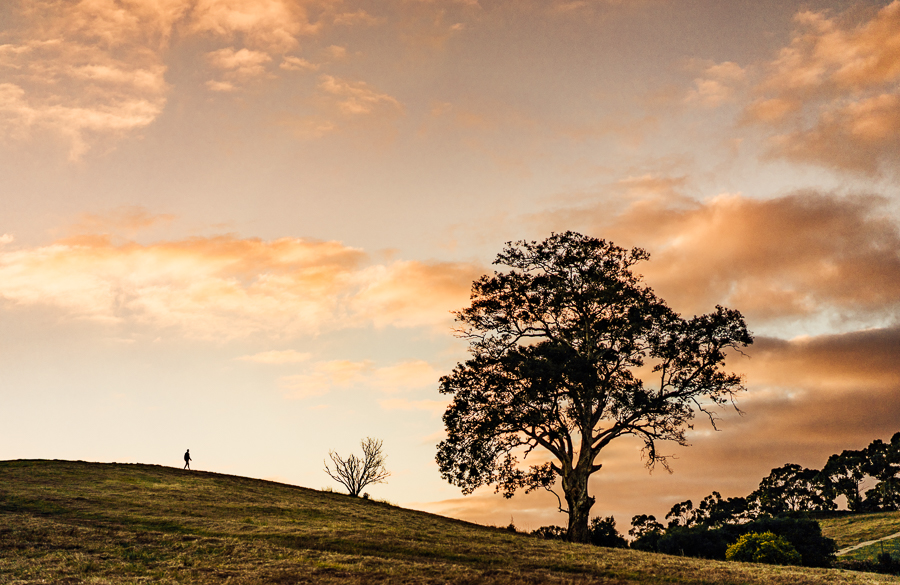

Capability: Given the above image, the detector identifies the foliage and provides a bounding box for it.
[657,525,729,559]
[588,516,628,548]
[865,434,900,511]
[532,525,567,540]
[725,531,802,566]
[436,232,752,542]
[822,450,869,512]
[750,464,835,515]
[733,516,836,568]
[324,437,390,497]
[629,514,664,552]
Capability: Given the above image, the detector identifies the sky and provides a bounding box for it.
[1,0,900,533]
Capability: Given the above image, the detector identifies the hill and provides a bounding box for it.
[1,460,897,584]
[820,512,900,563]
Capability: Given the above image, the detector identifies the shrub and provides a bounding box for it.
[657,525,729,559]
[725,516,836,567]
[726,531,802,565]
[630,529,663,552]
[588,516,628,548]
[532,525,567,540]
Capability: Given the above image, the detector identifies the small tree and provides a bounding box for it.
[324,437,390,497]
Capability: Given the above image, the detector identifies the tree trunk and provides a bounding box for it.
[563,467,595,543]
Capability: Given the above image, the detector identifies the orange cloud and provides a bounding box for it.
[278,359,444,400]
[71,206,175,236]
[539,188,900,325]
[746,1,900,173]
[0,231,479,338]
[352,260,482,329]
[188,0,317,52]
[317,75,402,116]
[0,0,186,158]
[684,60,746,108]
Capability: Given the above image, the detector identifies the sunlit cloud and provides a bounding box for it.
[188,0,316,52]
[746,1,900,173]
[0,230,479,339]
[537,187,900,326]
[317,75,402,116]
[684,60,746,108]
[71,206,175,236]
[280,55,319,71]
[278,359,443,400]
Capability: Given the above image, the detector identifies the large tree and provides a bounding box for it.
[435,232,752,543]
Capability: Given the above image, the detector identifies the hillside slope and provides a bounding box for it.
[1,460,897,584]
[821,512,900,550]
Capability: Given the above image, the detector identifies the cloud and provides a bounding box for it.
[280,74,405,138]
[352,260,482,329]
[71,206,175,236]
[317,75,402,116]
[0,1,181,158]
[206,47,273,89]
[539,187,900,326]
[279,359,373,398]
[0,0,336,154]
[745,1,900,174]
[278,359,443,400]
[624,192,900,324]
[188,0,316,52]
[332,10,384,27]
[0,230,479,338]
[684,60,746,108]
[280,56,319,71]
[238,349,311,364]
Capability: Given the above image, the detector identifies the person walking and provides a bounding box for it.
[184,449,192,470]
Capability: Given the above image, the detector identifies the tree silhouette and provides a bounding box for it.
[750,463,834,515]
[324,437,390,497]
[435,232,752,542]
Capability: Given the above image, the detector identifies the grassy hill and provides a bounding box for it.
[820,512,900,562]
[1,460,898,584]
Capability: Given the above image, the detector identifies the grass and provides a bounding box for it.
[1,460,899,584]
[820,512,900,549]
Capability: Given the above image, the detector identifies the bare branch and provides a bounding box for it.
[324,437,391,497]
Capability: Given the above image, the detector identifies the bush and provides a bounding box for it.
[726,531,802,565]
[588,516,628,548]
[725,516,836,567]
[630,530,663,552]
[657,526,729,559]
[532,525,567,540]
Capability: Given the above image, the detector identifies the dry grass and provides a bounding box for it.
[1,460,898,584]
[821,512,900,549]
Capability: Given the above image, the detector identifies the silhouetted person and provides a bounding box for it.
[184,449,191,470]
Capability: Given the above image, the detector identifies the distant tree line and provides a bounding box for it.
[650,431,900,533]
[531,431,900,568]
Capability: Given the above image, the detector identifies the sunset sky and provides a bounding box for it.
[2,0,900,532]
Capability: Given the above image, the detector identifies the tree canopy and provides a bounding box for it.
[435,232,753,542]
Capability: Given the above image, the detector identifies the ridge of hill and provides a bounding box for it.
[1,460,898,584]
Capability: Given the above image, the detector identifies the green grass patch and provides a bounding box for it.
[821,512,900,549]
